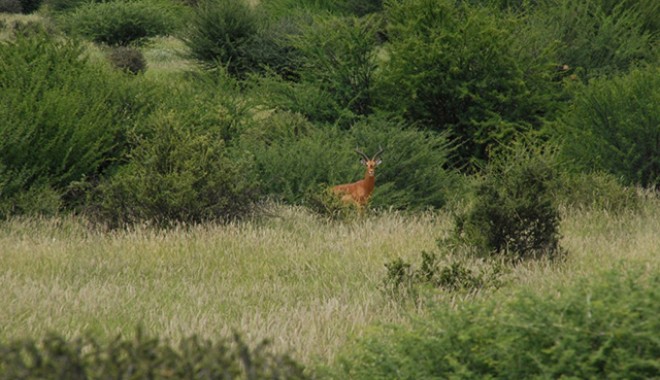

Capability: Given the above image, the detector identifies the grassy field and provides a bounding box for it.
[1,199,659,368]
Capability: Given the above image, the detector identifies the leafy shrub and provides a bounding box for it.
[555,171,640,212]
[241,114,457,211]
[96,111,259,227]
[555,66,660,188]
[338,266,660,379]
[453,143,562,260]
[184,0,260,75]
[0,32,147,218]
[108,46,147,74]
[0,0,22,13]
[529,0,655,80]
[0,330,308,379]
[289,14,380,124]
[17,0,42,13]
[41,0,88,13]
[382,252,504,302]
[61,0,181,45]
[376,0,560,169]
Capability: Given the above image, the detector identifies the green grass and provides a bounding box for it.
[2,200,660,370]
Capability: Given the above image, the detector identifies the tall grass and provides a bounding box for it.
[2,200,660,369]
[0,207,441,364]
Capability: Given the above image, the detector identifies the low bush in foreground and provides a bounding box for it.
[337,266,660,379]
[452,143,563,261]
[0,330,308,380]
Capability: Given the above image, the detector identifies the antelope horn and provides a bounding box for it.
[372,145,384,160]
[355,147,370,161]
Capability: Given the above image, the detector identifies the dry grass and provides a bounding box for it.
[1,200,659,366]
[0,207,441,364]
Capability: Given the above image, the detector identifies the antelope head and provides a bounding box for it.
[356,146,384,177]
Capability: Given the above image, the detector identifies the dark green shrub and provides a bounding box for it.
[338,266,660,379]
[376,0,561,169]
[0,0,22,13]
[382,252,504,302]
[41,0,88,13]
[18,0,42,13]
[0,32,147,218]
[555,66,660,188]
[96,111,259,227]
[61,0,181,45]
[0,330,308,379]
[184,0,260,75]
[108,46,147,74]
[454,142,562,260]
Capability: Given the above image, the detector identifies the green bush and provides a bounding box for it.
[555,171,640,213]
[0,330,308,379]
[241,114,457,210]
[376,0,560,169]
[17,0,42,13]
[289,14,380,124]
[453,142,562,260]
[555,66,660,188]
[107,46,147,74]
[61,0,182,45]
[41,0,88,13]
[0,32,147,218]
[337,266,660,379]
[382,252,504,302]
[184,0,261,75]
[96,111,259,227]
[529,0,655,80]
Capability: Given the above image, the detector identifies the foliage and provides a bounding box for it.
[184,0,260,75]
[554,171,641,213]
[0,0,22,13]
[288,14,380,125]
[0,330,308,379]
[107,46,147,74]
[338,266,660,379]
[382,251,504,302]
[0,32,146,218]
[529,0,656,80]
[259,0,383,17]
[241,114,457,210]
[17,0,42,13]
[41,0,88,13]
[61,0,182,46]
[95,111,259,227]
[554,66,660,188]
[376,0,560,169]
[453,142,562,260]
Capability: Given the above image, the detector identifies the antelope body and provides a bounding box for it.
[332,148,383,207]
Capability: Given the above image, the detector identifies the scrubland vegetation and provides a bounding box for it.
[1,0,659,378]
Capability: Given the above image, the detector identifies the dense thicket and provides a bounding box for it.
[1,0,658,222]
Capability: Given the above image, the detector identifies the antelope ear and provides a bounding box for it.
[375,159,382,166]
[360,158,367,165]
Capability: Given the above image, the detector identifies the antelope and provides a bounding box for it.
[331,147,384,208]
